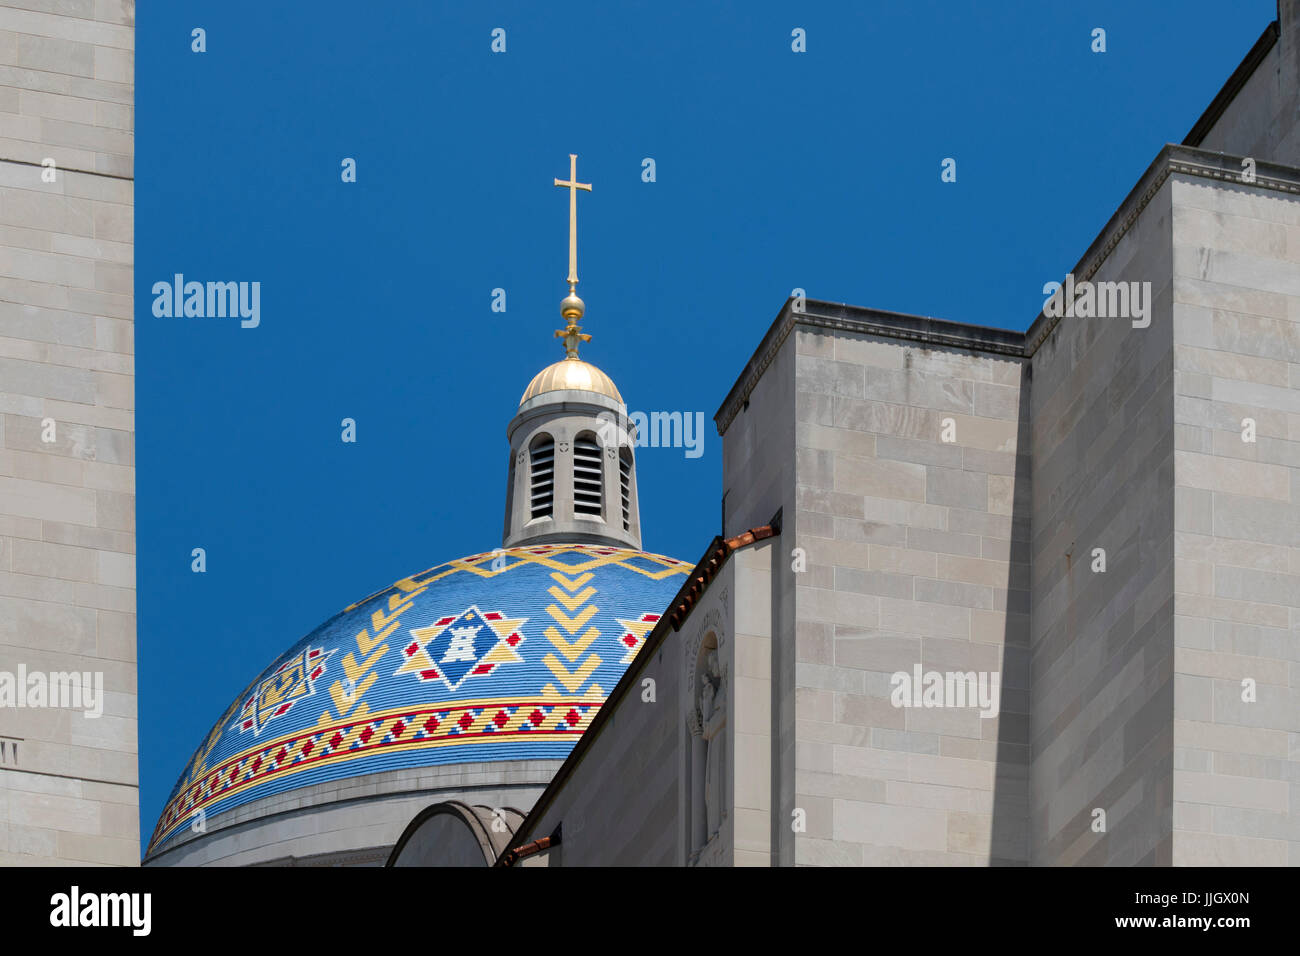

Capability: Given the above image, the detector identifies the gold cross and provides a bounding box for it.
[554,154,592,289]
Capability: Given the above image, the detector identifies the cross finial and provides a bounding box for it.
[554,153,591,292]
[553,154,593,358]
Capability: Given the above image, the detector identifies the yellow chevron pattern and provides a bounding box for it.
[541,569,604,696]
[342,546,685,615]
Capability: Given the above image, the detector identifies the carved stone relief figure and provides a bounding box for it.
[685,616,725,862]
[700,648,726,841]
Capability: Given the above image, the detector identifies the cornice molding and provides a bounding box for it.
[715,144,1300,435]
[1025,144,1300,354]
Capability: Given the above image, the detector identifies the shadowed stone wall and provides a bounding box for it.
[1027,179,1176,866]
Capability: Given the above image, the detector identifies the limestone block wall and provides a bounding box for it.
[0,0,136,865]
[0,1,133,176]
[791,321,1030,865]
[1169,174,1300,866]
[1027,179,1176,866]
[719,325,797,864]
[731,541,773,866]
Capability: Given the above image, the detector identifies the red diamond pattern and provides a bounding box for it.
[163,633,651,847]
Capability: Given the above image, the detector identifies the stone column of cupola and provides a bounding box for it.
[502,383,642,550]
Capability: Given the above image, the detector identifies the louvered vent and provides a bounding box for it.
[619,449,632,531]
[530,436,555,519]
[573,435,603,517]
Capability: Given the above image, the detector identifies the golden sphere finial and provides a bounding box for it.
[561,291,585,320]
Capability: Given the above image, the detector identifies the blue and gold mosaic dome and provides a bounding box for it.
[148,543,690,855]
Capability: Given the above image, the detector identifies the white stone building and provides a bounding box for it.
[0,0,137,866]
[504,4,1300,867]
[4,1,1299,868]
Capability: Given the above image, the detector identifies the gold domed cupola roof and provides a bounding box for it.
[520,357,623,405]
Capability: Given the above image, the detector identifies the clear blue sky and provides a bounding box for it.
[136,0,1277,841]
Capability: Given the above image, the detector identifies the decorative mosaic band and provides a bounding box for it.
[150,697,600,849]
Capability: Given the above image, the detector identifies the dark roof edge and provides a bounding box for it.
[711,143,1300,436]
[1023,141,1181,353]
[1023,143,1300,354]
[1183,20,1280,147]
[713,20,1292,434]
[494,524,780,865]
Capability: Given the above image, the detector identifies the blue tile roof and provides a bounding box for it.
[147,543,690,855]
